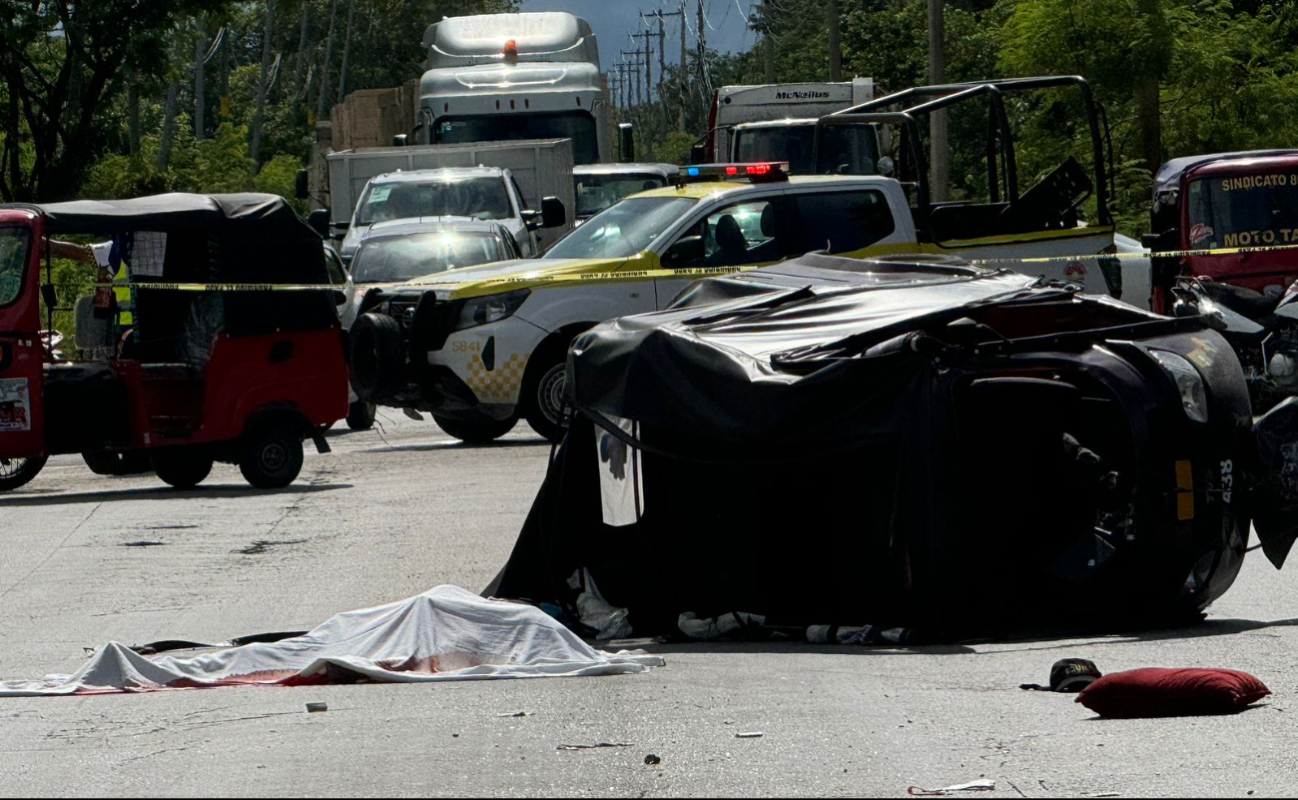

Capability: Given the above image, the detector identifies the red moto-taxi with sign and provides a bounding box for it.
[1148,150,1298,313]
[0,194,347,492]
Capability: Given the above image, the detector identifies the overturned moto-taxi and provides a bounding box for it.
[0,194,347,492]
[494,254,1298,638]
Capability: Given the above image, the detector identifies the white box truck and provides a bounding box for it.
[415,12,612,164]
[323,138,577,252]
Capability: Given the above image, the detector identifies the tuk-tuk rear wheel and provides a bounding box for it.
[0,455,48,492]
[240,425,305,490]
[152,450,213,490]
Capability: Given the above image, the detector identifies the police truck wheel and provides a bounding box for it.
[434,413,518,444]
[522,345,571,444]
[152,451,213,490]
[0,455,47,492]
[350,313,404,402]
[240,425,305,489]
[346,398,377,431]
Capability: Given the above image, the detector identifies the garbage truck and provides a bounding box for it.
[415,12,612,164]
[696,79,876,171]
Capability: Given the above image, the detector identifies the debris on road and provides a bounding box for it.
[1020,659,1103,693]
[908,779,996,796]
[306,702,328,713]
[735,731,764,739]
[644,754,662,765]
[496,711,530,718]
[556,742,634,751]
[0,586,663,697]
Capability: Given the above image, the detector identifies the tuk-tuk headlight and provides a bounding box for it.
[1151,349,1209,423]
[456,289,531,331]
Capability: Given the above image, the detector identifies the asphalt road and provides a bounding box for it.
[2,411,1297,798]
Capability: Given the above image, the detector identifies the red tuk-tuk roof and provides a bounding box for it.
[1154,150,1298,197]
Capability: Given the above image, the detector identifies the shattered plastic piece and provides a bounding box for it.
[908,779,996,796]
[497,711,530,718]
[644,754,662,765]
[735,731,764,739]
[306,702,328,713]
[557,742,634,751]
[678,611,767,641]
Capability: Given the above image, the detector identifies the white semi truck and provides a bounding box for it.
[415,12,612,164]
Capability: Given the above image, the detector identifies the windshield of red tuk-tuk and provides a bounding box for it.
[1187,173,1298,250]
[0,226,31,308]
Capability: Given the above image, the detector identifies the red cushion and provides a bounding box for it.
[1077,668,1270,718]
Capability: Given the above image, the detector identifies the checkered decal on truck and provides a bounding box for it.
[464,353,528,404]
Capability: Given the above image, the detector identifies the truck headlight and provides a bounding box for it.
[1151,350,1209,423]
[456,289,531,331]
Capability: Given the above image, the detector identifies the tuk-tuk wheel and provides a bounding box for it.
[346,398,377,431]
[0,455,48,492]
[240,424,305,489]
[152,450,213,490]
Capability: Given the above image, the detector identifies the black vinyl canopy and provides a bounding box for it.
[27,193,326,285]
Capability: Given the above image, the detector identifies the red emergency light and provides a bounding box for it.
[679,162,790,185]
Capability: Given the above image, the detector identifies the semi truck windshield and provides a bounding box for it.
[1188,174,1298,249]
[436,113,599,164]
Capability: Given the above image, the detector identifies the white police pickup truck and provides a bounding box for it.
[350,162,1118,443]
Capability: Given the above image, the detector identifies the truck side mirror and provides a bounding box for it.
[663,236,705,268]
[618,123,635,162]
[690,143,707,165]
[392,134,408,147]
[40,283,57,310]
[540,197,566,230]
[308,209,331,238]
[295,169,310,200]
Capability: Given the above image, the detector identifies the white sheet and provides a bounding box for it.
[0,586,663,697]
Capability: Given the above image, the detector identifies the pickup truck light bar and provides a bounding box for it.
[678,162,791,185]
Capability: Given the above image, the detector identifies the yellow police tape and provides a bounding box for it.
[90,241,1298,293]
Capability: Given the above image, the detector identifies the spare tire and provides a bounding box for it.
[350,312,405,402]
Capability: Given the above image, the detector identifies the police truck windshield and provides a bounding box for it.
[357,177,513,226]
[545,197,698,260]
[1188,173,1298,249]
[436,112,599,165]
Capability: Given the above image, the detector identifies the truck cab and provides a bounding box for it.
[700,79,875,165]
[1147,150,1298,313]
[418,12,609,164]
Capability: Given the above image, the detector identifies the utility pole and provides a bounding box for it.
[622,50,645,106]
[641,9,681,95]
[928,0,949,201]
[631,31,655,102]
[828,0,842,82]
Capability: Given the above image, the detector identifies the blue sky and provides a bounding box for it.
[519,0,759,69]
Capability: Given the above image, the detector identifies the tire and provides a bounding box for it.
[0,455,48,492]
[434,412,518,444]
[152,450,213,490]
[83,451,154,476]
[521,341,573,444]
[346,397,377,431]
[239,424,305,489]
[350,313,405,402]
